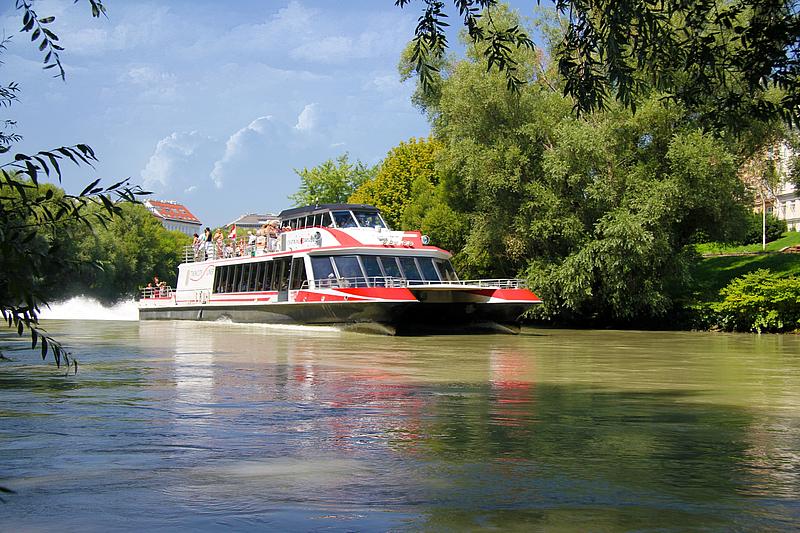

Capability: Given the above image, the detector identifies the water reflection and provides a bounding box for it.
[1,322,799,530]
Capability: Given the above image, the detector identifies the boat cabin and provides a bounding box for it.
[278,203,389,231]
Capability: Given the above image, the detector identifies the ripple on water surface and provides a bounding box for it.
[1,320,799,531]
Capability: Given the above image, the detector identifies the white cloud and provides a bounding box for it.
[210,116,282,189]
[295,103,318,131]
[141,131,216,191]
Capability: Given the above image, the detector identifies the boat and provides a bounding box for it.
[138,203,542,334]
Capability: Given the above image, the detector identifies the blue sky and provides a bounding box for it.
[2,1,534,226]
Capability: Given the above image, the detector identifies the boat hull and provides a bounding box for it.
[138,299,536,334]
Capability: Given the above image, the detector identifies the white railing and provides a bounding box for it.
[140,285,174,300]
[184,236,280,263]
[306,277,526,290]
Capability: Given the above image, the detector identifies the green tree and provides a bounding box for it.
[289,154,376,207]
[349,137,441,229]
[397,0,800,127]
[70,203,189,304]
[401,7,753,325]
[1,1,144,370]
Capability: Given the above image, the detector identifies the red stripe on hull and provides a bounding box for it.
[295,287,417,303]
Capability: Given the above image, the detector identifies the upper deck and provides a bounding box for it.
[183,204,442,264]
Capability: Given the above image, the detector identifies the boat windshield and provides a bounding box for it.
[353,210,386,229]
[332,211,357,228]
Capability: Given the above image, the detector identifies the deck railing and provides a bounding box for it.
[140,286,174,300]
[184,236,279,263]
[306,277,526,290]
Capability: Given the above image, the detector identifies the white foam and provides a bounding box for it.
[39,296,139,321]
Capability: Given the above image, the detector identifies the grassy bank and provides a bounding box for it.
[695,232,800,255]
[691,252,800,302]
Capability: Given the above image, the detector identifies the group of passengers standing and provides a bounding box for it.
[191,221,282,261]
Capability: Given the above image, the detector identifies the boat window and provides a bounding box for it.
[262,261,273,290]
[435,259,459,282]
[360,255,383,283]
[379,256,402,279]
[230,265,240,292]
[275,258,290,291]
[252,263,262,291]
[319,212,333,227]
[213,266,223,293]
[353,211,385,229]
[332,210,357,228]
[290,257,307,290]
[333,255,366,287]
[398,257,422,281]
[311,256,335,282]
[222,265,231,292]
[416,257,440,281]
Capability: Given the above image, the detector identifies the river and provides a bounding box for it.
[1,318,799,531]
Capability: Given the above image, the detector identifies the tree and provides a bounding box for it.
[289,154,376,207]
[1,1,144,371]
[400,7,752,325]
[349,137,441,229]
[397,0,800,127]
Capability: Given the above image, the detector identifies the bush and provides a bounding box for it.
[712,269,800,332]
[742,213,787,245]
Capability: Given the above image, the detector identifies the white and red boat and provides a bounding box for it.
[138,204,542,334]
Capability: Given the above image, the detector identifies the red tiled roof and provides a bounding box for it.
[147,200,201,224]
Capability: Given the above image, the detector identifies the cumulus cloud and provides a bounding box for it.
[210,116,284,188]
[209,105,337,192]
[141,131,217,192]
[295,103,318,131]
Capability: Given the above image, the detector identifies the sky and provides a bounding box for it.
[1,0,534,227]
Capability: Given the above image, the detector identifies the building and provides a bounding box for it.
[144,200,202,236]
[226,213,279,231]
[743,141,799,232]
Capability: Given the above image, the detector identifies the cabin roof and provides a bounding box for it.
[278,203,379,221]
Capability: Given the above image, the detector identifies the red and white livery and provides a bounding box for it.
[138,204,542,334]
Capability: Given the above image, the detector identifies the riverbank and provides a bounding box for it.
[687,234,800,333]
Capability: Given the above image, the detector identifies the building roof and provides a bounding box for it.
[145,200,201,224]
[227,213,279,227]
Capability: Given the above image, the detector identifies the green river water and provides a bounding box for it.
[1,320,799,531]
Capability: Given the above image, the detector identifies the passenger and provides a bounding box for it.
[213,230,223,259]
[191,233,201,260]
[203,227,213,260]
[146,282,153,298]
[223,241,234,258]
[267,221,279,251]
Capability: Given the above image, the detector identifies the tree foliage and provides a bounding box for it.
[398,7,756,326]
[397,0,800,127]
[712,269,800,333]
[1,1,145,370]
[349,137,441,229]
[289,154,376,207]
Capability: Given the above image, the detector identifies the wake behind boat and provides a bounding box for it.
[138,204,542,334]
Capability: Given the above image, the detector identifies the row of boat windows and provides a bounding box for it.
[211,255,458,294]
[283,210,388,231]
[311,255,458,285]
[213,257,305,294]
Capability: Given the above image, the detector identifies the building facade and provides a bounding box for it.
[745,141,799,232]
[144,200,202,236]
